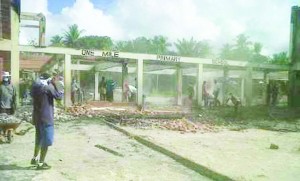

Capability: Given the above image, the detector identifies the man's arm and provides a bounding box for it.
[46,83,63,100]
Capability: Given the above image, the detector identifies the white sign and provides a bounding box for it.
[157,55,180,62]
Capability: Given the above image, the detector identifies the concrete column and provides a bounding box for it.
[94,72,99,100]
[222,67,229,104]
[122,62,128,102]
[263,72,269,105]
[177,66,183,106]
[240,78,245,105]
[77,60,80,85]
[245,66,253,106]
[10,7,20,105]
[196,64,203,106]
[38,14,46,47]
[136,59,143,106]
[64,54,72,108]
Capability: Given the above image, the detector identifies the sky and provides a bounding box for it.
[20,0,299,56]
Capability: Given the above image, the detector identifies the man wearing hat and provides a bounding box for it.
[31,73,63,170]
[0,72,16,115]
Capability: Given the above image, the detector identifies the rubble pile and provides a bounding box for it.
[0,113,22,124]
[15,106,32,122]
[67,105,96,117]
[55,108,76,121]
[160,118,199,133]
[120,117,217,133]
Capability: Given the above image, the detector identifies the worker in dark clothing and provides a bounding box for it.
[0,72,16,115]
[30,73,63,170]
[106,79,116,102]
[99,76,107,101]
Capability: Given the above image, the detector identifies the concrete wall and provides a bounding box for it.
[289,6,300,107]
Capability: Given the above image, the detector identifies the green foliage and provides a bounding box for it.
[75,36,113,50]
[270,52,289,65]
[63,24,84,48]
[50,35,64,47]
[219,34,269,63]
[114,35,170,54]
[174,37,212,57]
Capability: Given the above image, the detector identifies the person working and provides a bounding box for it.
[225,93,241,113]
[0,72,16,115]
[30,73,63,170]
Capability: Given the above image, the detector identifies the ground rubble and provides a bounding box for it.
[0,113,22,124]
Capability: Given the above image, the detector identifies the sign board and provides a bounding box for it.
[157,55,180,62]
[212,59,228,66]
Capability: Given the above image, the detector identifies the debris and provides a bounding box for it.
[0,113,22,124]
[270,143,279,150]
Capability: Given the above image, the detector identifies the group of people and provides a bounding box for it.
[202,80,222,107]
[99,76,117,102]
[98,76,137,102]
[202,79,241,112]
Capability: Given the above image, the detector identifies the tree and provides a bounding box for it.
[271,52,289,65]
[253,42,262,55]
[114,41,134,52]
[220,43,233,59]
[75,36,113,50]
[50,35,64,47]
[150,35,171,54]
[175,37,212,57]
[231,34,252,61]
[63,24,84,48]
[250,42,269,63]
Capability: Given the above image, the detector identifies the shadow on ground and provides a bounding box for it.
[0,164,36,171]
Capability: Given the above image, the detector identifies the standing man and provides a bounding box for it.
[0,72,16,115]
[202,81,209,107]
[71,79,79,105]
[31,73,63,170]
[99,76,107,101]
[213,79,221,106]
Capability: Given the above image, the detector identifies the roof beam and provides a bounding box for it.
[18,46,288,71]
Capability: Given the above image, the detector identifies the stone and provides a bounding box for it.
[270,143,279,150]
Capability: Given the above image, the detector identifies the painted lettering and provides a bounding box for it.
[113,52,119,57]
[82,49,95,56]
[101,51,119,58]
[102,51,112,57]
[157,55,181,62]
[212,59,228,65]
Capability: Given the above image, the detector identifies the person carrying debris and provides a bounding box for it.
[31,73,63,170]
[128,84,137,102]
[225,93,241,113]
[0,72,16,115]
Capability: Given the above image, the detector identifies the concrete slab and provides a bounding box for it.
[123,127,300,181]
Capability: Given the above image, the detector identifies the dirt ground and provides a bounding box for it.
[124,126,300,181]
[0,119,209,181]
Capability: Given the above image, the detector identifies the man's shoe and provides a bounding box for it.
[37,163,51,170]
[30,158,38,165]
